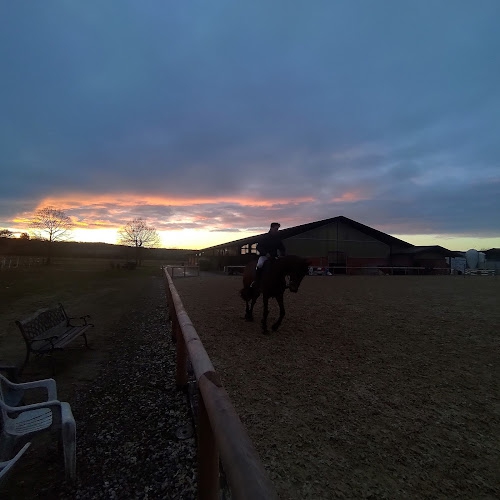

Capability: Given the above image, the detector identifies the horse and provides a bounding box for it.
[240,255,310,334]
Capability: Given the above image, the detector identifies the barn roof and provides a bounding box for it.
[201,216,415,250]
[393,245,459,257]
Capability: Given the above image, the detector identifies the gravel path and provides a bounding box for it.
[24,276,198,499]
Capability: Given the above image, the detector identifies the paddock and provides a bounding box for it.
[172,274,500,499]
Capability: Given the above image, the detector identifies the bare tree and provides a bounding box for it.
[0,229,14,238]
[117,218,161,265]
[29,207,74,264]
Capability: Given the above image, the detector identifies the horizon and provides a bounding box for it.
[3,222,499,253]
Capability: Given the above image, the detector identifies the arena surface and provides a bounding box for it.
[173,274,499,499]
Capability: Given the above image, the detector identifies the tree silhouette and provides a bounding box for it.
[0,229,14,238]
[29,207,73,264]
[117,218,160,265]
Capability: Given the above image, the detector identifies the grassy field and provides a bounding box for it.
[0,258,165,395]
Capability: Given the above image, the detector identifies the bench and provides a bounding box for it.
[15,303,94,370]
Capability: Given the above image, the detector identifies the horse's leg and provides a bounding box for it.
[245,288,259,321]
[261,295,270,334]
[271,293,285,331]
[246,297,257,321]
[244,298,252,321]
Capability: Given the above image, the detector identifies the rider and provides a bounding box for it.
[251,222,286,288]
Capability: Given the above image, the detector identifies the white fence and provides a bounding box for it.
[175,264,498,278]
[223,265,246,275]
[0,256,44,270]
[163,265,200,278]
[318,266,452,276]
[464,269,497,276]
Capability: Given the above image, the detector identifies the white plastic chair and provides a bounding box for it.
[0,442,31,487]
[0,373,57,407]
[0,387,76,481]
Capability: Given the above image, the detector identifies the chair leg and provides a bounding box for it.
[60,403,76,482]
[0,434,16,461]
[82,333,92,349]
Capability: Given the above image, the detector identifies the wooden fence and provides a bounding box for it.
[162,267,277,500]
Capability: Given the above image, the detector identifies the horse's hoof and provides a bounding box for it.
[271,324,279,332]
[261,330,271,335]
[245,316,253,322]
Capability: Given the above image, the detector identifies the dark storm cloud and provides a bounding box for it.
[1,1,499,240]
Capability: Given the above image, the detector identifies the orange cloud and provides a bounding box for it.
[331,190,369,203]
[10,192,317,235]
[34,192,315,210]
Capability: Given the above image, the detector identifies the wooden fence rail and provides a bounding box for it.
[162,267,278,500]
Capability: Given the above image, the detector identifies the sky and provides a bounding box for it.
[1,1,499,251]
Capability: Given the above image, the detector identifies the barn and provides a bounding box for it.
[192,216,456,274]
[483,248,500,271]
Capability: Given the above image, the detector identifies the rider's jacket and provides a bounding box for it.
[256,231,286,258]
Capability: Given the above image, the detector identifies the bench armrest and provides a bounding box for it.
[67,314,92,327]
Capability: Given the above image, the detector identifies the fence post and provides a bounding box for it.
[197,392,219,500]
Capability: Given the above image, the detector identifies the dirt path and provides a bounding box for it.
[173,274,500,499]
[3,276,197,500]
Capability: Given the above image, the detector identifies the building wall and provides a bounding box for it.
[197,220,414,270]
[412,251,448,269]
[486,259,500,270]
[284,220,398,267]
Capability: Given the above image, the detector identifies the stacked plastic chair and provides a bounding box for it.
[0,374,76,481]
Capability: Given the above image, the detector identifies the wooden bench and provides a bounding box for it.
[15,303,94,370]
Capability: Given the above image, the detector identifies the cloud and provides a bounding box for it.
[1,1,499,247]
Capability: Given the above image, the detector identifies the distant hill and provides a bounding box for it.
[0,238,195,262]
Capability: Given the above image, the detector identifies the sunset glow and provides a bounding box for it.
[1,3,498,252]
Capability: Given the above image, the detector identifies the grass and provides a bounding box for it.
[0,258,166,382]
[1,258,159,302]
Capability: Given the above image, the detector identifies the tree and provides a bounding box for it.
[0,229,14,238]
[117,218,161,265]
[29,207,74,264]
[19,232,30,240]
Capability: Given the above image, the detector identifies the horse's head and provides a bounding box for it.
[287,256,310,293]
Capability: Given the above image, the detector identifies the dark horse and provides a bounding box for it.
[240,255,310,334]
